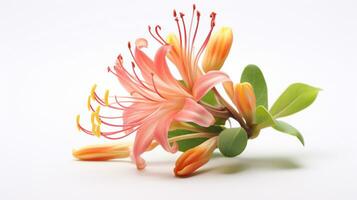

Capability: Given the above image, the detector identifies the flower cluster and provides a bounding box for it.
[74,5,320,177]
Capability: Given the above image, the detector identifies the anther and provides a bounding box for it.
[94,125,101,138]
[90,84,97,100]
[104,90,109,106]
[87,95,91,111]
[76,115,81,131]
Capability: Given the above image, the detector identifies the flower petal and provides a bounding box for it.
[192,71,231,100]
[134,38,156,82]
[174,98,214,127]
[153,45,190,95]
[223,80,234,103]
[154,113,178,154]
[132,120,157,169]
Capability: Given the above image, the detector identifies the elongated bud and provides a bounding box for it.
[174,137,217,177]
[234,82,256,125]
[72,143,130,161]
[202,27,233,72]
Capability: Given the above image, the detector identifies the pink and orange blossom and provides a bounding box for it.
[76,38,230,169]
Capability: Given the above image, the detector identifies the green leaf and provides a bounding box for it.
[255,105,276,128]
[201,89,218,106]
[168,129,208,152]
[218,128,248,157]
[241,64,268,108]
[273,120,305,146]
[270,83,320,118]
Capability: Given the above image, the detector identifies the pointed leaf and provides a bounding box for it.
[240,64,268,108]
[218,128,248,157]
[273,120,305,145]
[270,83,320,118]
[255,105,276,128]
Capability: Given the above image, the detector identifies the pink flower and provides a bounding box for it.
[76,38,230,169]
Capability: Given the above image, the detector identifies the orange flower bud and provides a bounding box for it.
[202,27,233,72]
[234,82,256,125]
[174,137,217,177]
[72,143,130,161]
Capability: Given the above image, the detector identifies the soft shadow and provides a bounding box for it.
[200,154,302,176]
[72,153,304,179]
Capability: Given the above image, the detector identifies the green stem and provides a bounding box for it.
[212,88,251,135]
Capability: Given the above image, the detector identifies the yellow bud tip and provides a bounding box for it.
[90,84,97,100]
[76,115,81,131]
[202,26,233,72]
[104,90,109,106]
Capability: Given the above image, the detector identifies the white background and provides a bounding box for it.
[1,0,357,199]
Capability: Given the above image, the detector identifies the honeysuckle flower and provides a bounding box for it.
[174,136,217,177]
[202,27,233,72]
[234,82,256,125]
[74,4,320,178]
[76,38,230,169]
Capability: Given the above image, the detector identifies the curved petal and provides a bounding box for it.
[223,80,234,103]
[153,45,189,95]
[174,98,214,127]
[132,120,157,169]
[154,113,178,154]
[192,71,231,100]
[134,38,155,82]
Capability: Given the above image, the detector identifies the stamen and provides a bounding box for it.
[95,106,101,126]
[91,112,96,129]
[194,12,216,69]
[151,73,165,99]
[131,62,154,92]
[187,4,196,54]
[90,84,97,100]
[94,125,101,138]
[155,25,167,45]
[115,96,130,108]
[129,91,157,102]
[191,10,200,56]
[148,25,165,45]
[173,9,183,50]
[179,12,187,49]
[104,90,109,106]
[94,92,123,110]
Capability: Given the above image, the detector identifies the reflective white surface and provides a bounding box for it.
[1,0,356,199]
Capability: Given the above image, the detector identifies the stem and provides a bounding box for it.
[170,121,209,133]
[147,132,217,151]
[169,132,217,143]
[199,102,231,119]
[212,88,250,133]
